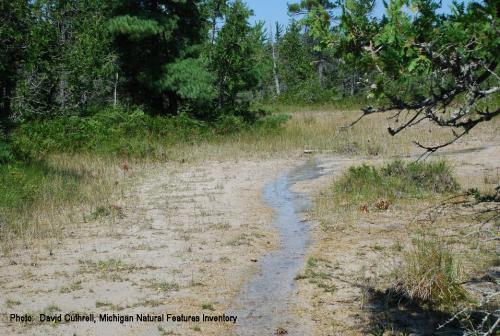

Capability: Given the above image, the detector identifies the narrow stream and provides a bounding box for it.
[231,159,324,336]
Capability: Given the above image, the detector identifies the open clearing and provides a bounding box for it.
[1,110,498,335]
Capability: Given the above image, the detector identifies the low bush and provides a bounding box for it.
[10,107,289,159]
[0,127,14,164]
[334,160,459,205]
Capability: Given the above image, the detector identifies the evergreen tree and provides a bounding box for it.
[108,0,208,114]
[211,0,259,118]
[0,0,30,124]
[12,0,116,120]
[278,21,316,100]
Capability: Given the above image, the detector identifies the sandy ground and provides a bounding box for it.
[291,143,500,335]
[0,130,498,336]
[0,158,298,336]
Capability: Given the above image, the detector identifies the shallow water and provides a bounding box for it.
[231,159,324,336]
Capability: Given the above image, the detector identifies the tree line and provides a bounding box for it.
[0,0,351,128]
[1,0,498,147]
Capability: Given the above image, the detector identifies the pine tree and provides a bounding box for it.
[279,21,315,95]
[211,0,260,118]
[0,0,29,124]
[12,0,116,120]
[108,0,207,114]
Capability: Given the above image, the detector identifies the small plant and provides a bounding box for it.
[6,299,21,308]
[338,160,458,203]
[59,281,83,293]
[394,238,467,307]
[147,281,180,293]
[201,303,215,311]
[306,256,318,268]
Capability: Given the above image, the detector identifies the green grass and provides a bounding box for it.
[334,160,459,205]
[394,238,467,308]
[201,303,215,311]
[0,162,80,209]
[0,161,85,239]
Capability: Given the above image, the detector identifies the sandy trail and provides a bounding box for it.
[1,139,498,336]
[0,158,296,336]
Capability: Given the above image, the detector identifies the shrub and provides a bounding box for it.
[10,107,209,158]
[382,160,459,194]
[253,113,291,130]
[0,127,14,164]
[10,106,289,159]
[214,115,246,134]
[0,140,14,164]
[394,238,467,307]
[334,160,459,205]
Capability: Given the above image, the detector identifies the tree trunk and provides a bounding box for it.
[318,59,325,88]
[270,25,281,96]
[113,73,119,108]
[58,15,68,111]
[351,69,357,96]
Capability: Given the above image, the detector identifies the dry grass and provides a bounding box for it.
[174,109,482,161]
[300,127,498,334]
[0,153,129,252]
[1,107,497,252]
[394,238,467,307]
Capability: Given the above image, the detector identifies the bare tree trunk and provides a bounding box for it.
[58,16,68,111]
[270,24,281,96]
[113,73,119,108]
[351,68,357,96]
[318,59,325,88]
[211,14,217,45]
[211,1,222,45]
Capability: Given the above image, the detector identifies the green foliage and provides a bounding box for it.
[11,108,177,158]
[335,160,459,204]
[12,0,116,121]
[162,57,216,102]
[278,22,316,92]
[10,107,289,159]
[107,15,166,40]
[211,0,260,118]
[0,0,30,119]
[0,162,79,211]
[109,0,205,114]
[0,132,14,164]
[368,0,499,110]
[0,124,14,164]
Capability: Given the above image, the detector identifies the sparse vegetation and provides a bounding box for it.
[146,280,180,293]
[60,281,83,294]
[5,299,21,308]
[0,1,498,335]
[314,160,460,231]
[201,303,215,311]
[296,256,336,293]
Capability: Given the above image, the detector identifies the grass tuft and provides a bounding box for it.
[394,238,467,307]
